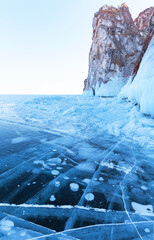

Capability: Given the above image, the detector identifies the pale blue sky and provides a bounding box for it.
[0,0,153,94]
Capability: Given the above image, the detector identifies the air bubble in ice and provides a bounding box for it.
[85,193,94,201]
[50,195,56,201]
[99,177,104,181]
[70,183,79,192]
[57,167,62,170]
[48,158,62,164]
[51,170,60,176]
[83,178,90,184]
[64,176,69,180]
[0,220,14,231]
[141,186,148,190]
[55,181,60,187]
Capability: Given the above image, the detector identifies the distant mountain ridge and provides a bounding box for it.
[83,3,154,97]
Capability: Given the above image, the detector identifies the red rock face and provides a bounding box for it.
[133,31,154,79]
[84,4,154,96]
[134,7,154,37]
[133,11,154,78]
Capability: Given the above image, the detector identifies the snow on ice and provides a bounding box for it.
[131,202,153,215]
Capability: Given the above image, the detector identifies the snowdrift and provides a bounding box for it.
[119,36,154,117]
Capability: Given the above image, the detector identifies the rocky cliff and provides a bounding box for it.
[134,7,154,37]
[133,10,154,78]
[119,35,154,117]
[83,4,154,97]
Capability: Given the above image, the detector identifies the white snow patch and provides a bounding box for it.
[101,161,114,169]
[131,202,153,215]
[123,167,132,174]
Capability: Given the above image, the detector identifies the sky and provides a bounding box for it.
[0,0,153,95]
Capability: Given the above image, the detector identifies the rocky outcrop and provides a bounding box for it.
[134,7,154,37]
[133,13,154,78]
[119,36,154,116]
[83,4,154,97]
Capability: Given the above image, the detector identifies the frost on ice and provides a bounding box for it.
[0,94,153,239]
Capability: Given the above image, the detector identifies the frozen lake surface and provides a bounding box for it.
[0,95,153,239]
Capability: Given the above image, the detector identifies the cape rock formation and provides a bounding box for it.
[83,4,154,97]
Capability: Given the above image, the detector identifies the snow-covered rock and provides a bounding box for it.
[120,36,154,117]
[83,4,153,97]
